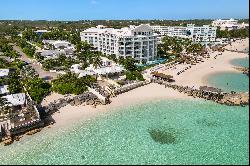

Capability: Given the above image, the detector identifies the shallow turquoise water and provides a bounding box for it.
[0,99,248,165]
[0,54,249,165]
[207,72,249,92]
[231,57,249,68]
[207,56,249,93]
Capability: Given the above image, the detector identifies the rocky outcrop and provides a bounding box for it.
[44,92,105,115]
[219,92,249,106]
[26,128,42,135]
[234,67,249,76]
[157,82,249,106]
[2,136,13,146]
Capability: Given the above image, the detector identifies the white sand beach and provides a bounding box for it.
[174,50,248,87]
[47,38,249,129]
[224,38,249,52]
[50,83,193,128]
[161,38,249,87]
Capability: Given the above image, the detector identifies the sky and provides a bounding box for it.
[0,0,249,20]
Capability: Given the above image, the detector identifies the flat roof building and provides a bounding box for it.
[151,24,217,45]
[81,24,159,63]
[212,18,249,31]
[2,93,26,107]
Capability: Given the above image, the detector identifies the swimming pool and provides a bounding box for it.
[136,58,167,67]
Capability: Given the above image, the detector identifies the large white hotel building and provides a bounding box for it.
[80,24,158,63]
[212,18,249,31]
[151,24,217,45]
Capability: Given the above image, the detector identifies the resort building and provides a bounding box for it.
[80,24,159,63]
[151,24,217,45]
[70,57,124,77]
[212,18,249,30]
[186,24,217,45]
[151,25,188,38]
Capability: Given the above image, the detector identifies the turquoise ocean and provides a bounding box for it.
[0,55,249,165]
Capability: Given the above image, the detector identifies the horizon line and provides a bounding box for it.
[0,17,249,22]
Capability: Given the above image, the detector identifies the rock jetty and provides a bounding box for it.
[234,67,249,76]
[155,81,249,106]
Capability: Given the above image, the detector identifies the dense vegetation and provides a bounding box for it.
[20,66,51,103]
[216,28,249,39]
[52,72,96,95]
[41,55,78,71]
[17,37,36,57]
[118,57,145,81]
[157,36,204,59]
[0,39,51,104]
[23,77,51,103]
[0,37,19,58]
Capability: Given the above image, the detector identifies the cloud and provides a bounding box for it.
[90,0,98,5]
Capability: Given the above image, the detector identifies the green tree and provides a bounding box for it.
[23,78,51,104]
[52,72,95,95]
[122,57,137,71]
[8,71,22,94]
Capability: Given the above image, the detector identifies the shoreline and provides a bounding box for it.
[43,38,249,130]
[49,83,195,129]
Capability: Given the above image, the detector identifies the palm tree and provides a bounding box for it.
[92,52,102,69]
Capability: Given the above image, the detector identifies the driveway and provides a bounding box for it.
[13,45,58,81]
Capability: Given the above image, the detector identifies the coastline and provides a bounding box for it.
[47,38,249,130]
[49,83,195,129]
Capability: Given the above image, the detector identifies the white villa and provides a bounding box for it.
[37,40,75,59]
[80,24,159,63]
[151,24,217,45]
[212,18,249,31]
[42,40,75,50]
[0,69,9,78]
[71,57,124,78]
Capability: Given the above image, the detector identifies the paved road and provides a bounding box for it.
[13,45,58,80]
